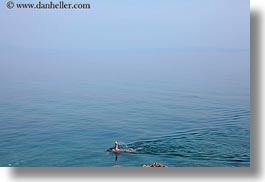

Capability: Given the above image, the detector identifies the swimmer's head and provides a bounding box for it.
[115,141,118,145]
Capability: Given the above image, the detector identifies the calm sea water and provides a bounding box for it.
[0,51,249,167]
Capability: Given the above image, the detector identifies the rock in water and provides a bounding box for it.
[142,162,167,167]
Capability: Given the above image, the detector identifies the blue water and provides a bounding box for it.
[0,51,249,167]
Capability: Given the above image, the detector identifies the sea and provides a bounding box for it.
[0,51,250,167]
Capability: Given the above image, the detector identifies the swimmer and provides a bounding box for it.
[111,141,136,153]
[112,141,119,152]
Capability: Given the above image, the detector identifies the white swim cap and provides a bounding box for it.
[115,141,118,145]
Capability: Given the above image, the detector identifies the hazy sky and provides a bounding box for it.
[0,0,249,82]
[0,0,249,52]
